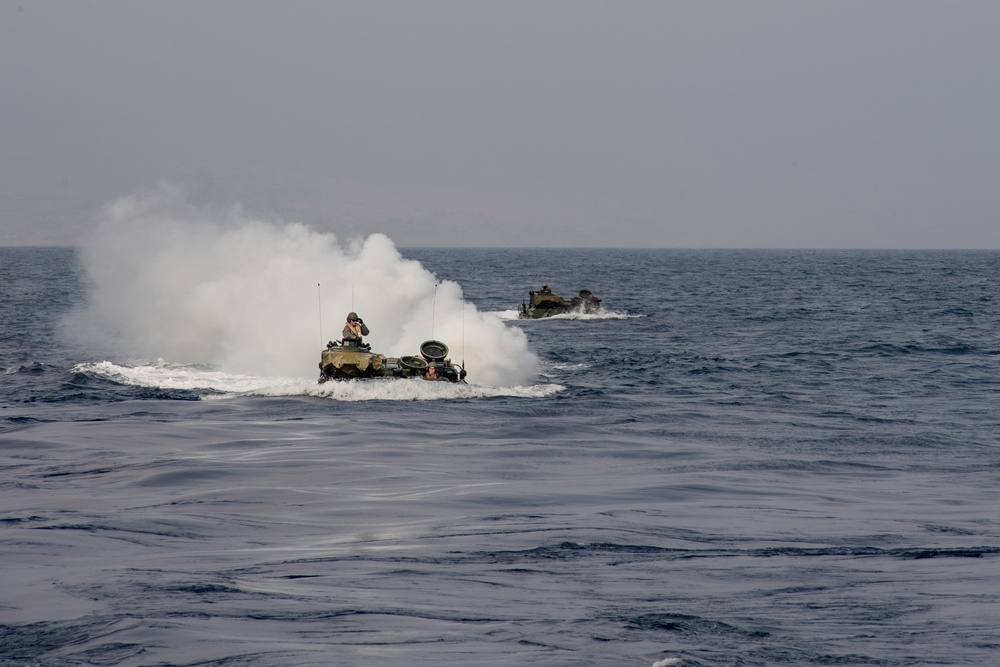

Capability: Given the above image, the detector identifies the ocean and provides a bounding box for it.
[2,243,999,667]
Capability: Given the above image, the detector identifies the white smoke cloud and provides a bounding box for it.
[71,184,539,386]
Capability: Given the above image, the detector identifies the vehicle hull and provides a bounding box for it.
[318,339,466,383]
[518,288,602,319]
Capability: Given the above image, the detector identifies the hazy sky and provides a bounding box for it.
[3,1,999,248]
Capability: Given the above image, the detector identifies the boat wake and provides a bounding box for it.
[74,361,563,401]
[493,309,637,321]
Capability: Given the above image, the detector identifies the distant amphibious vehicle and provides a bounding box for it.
[519,285,602,319]
[319,338,467,383]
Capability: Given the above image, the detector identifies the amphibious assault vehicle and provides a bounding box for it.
[519,286,602,319]
[318,338,466,383]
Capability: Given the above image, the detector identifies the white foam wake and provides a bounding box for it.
[493,309,636,321]
[75,360,563,402]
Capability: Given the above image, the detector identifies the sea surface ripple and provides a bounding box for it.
[2,247,999,666]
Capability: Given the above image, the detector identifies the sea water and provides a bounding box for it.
[2,243,999,667]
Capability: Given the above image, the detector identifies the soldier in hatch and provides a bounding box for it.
[342,312,370,343]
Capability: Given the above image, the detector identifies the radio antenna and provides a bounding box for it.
[431,283,438,338]
[317,283,323,345]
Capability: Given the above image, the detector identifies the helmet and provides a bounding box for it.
[347,312,358,320]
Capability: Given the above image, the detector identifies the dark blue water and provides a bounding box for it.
[2,246,999,666]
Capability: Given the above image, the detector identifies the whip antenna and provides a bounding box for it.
[432,283,437,338]
[317,283,323,346]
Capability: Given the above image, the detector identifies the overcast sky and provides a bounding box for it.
[3,1,999,248]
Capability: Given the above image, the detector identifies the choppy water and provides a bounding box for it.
[2,246,999,666]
